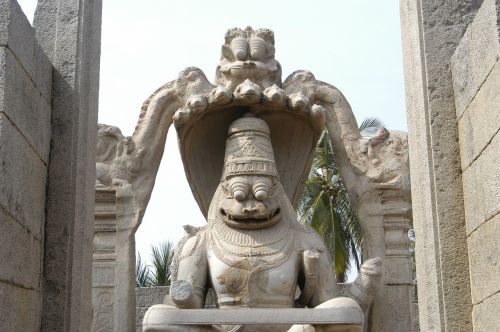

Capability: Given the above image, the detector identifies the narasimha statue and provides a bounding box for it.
[125,27,393,332]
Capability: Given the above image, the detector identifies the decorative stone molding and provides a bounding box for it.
[92,188,117,332]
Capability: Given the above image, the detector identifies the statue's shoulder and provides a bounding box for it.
[175,225,207,261]
[293,223,327,253]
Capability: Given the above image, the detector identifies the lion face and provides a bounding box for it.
[218,174,281,230]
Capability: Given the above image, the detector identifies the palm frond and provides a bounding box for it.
[150,241,175,286]
[359,117,384,131]
[136,253,152,287]
[297,127,369,281]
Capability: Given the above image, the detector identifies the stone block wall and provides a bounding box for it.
[0,0,52,330]
[0,0,102,331]
[451,1,500,330]
[401,0,499,330]
[135,287,170,332]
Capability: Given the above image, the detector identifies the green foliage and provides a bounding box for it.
[359,117,384,132]
[135,241,175,287]
[408,227,416,285]
[297,131,362,282]
[297,118,383,282]
[136,253,152,287]
[150,241,175,286]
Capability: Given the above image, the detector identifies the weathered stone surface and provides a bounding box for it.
[451,0,500,119]
[478,132,500,221]
[384,257,411,285]
[472,292,500,331]
[0,0,35,78]
[136,286,171,331]
[0,0,52,103]
[400,0,480,330]
[0,46,52,163]
[384,285,412,332]
[144,306,364,326]
[399,1,443,329]
[0,113,46,240]
[457,61,500,170]
[0,281,41,332]
[0,208,42,290]
[33,1,103,331]
[467,214,500,304]
[32,39,52,103]
[462,160,486,235]
[136,287,171,308]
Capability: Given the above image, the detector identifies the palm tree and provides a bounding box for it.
[297,117,383,282]
[135,241,175,287]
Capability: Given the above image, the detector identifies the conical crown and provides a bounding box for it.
[222,116,278,179]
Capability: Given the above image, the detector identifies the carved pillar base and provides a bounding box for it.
[92,188,118,331]
[92,187,139,332]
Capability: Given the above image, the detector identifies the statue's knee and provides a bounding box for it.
[315,297,360,310]
[288,324,316,332]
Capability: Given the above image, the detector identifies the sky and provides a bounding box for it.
[18,0,407,270]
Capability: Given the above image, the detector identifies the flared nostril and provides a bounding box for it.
[242,206,258,214]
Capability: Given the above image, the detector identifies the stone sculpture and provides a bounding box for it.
[131,27,387,332]
[96,26,412,331]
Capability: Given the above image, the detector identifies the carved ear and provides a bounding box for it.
[268,180,279,198]
[267,45,275,58]
[221,45,234,61]
[220,181,231,198]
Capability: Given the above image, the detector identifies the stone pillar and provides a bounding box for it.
[91,185,138,332]
[450,1,500,330]
[357,170,413,331]
[399,0,480,330]
[33,0,103,331]
[92,188,118,331]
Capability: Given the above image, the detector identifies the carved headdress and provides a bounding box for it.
[222,115,278,180]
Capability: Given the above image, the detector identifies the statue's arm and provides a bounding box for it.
[309,250,340,307]
[172,233,209,309]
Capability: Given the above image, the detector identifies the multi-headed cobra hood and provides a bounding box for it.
[174,27,326,217]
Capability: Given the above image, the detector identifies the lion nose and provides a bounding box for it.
[242,202,266,214]
[242,205,258,214]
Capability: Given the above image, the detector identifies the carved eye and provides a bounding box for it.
[230,181,249,202]
[252,179,272,201]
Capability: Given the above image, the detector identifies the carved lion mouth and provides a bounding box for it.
[219,208,281,229]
